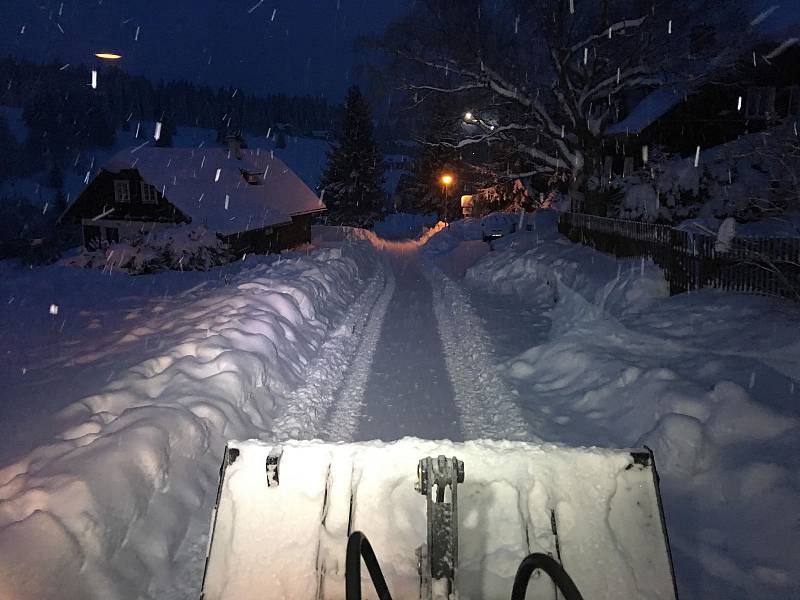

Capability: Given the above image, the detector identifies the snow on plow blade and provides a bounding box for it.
[200,439,678,600]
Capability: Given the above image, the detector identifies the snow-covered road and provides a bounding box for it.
[355,248,460,442]
[274,237,531,444]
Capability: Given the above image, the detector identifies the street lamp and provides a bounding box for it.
[440,174,454,222]
[463,110,496,131]
[91,52,122,89]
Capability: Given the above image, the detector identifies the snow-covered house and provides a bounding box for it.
[603,10,800,178]
[60,147,325,253]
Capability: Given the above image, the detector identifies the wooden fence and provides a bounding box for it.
[558,212,800,302]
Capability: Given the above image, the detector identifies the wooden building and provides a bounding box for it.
[60,147,325,254]
[602,42,800,180]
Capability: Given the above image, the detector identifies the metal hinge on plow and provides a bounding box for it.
[416,455,464,600]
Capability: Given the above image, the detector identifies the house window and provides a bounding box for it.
[787,86,800,117]
[84,225,101,248]
[603,156,614,180]
[114,180,131,203]
[141,182,159,204]
[105,227,119,243]
[240,169,261,185]
[745,86,776,119]
[623,156,635,177]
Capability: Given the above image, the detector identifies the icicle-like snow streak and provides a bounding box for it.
[428,269,535,441]
[322,260,397,442]
[270,260,391,441]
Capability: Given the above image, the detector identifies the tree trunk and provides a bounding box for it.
[568,170,586,213]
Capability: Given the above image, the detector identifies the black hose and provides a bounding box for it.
[510,553,585,600]
[345,531,393,600]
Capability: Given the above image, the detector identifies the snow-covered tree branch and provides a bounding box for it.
[376,0,751,209]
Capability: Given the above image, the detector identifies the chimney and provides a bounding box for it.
[226,134,243,160]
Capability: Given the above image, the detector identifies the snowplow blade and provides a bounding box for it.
[200,439,678,600]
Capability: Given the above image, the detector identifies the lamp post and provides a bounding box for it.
[440,173,454,222]
[91,52,122,89]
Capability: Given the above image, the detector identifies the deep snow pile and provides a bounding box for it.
[465,211,800,599]
[0,239,379,599]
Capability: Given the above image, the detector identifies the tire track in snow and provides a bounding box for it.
[428,267,537,441]
[268,259,391,441]
[322,259,397,442]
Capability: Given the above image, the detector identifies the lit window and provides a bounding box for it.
[114,180,131,203]
[141,182,159,204]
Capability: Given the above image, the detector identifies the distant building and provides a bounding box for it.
[602,40,800,181]
[60,146,325,254]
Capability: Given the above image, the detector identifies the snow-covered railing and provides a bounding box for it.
[558,212,800,301]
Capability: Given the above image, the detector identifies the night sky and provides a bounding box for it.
[0,0,411,99]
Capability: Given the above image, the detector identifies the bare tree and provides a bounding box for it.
[379,0,751,209]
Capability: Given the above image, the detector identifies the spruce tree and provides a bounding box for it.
[319,86,384,225]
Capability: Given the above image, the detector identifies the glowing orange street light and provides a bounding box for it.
[440,174,455,221]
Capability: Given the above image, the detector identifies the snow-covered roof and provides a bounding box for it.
[103,147,325,235]
[750,1,800,40]
[605,4,800,138]
[605,85,686,136]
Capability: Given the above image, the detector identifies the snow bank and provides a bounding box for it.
[0,240,378,599]
[468,210,668,317]
[461,213,800,598]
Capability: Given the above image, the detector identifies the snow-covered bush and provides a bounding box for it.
[473,179,539,215]
[62,226,235,274]
[610,123,800,224]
